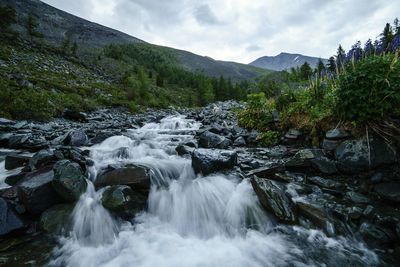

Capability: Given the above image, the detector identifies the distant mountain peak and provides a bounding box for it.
[249,53,327,71]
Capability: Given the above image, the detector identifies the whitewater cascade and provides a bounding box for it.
[49,115,378,267]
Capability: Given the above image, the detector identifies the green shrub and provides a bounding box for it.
[256,131,279,146]
[335,54,400,123]
[237,93,274,130]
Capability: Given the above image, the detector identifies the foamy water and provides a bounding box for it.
[48,115,378,267]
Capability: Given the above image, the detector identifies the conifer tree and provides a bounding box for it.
[26,14,43,41]
[0,5,16,35]
[327,56,336,73]
[299,62,312,80]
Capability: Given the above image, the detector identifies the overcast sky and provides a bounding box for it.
[42,0,400,63]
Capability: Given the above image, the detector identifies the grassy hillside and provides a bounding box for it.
[0,2,267,120]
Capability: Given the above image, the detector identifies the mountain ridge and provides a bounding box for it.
[2,0,270,81]
[249,52,328,71]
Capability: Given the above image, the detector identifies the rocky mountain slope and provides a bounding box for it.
[249,52,328,71]
[2,0,143,48]
[2,0,269,80]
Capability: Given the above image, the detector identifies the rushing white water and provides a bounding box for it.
[49,115,378,267]
[0,149,27,189]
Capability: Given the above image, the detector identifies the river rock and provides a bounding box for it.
[322,139,341,152]
[310,156,338,174]
[296,201,334,235]
[345,191,371,204]
[250,176,296,223]
[39,204,74,233]
[325,128,350,140]
[265,145,288,158]
[90,131,115,145]
[233,136,246,147]
[52,160,87,202]
[283,129,302,144]
[198,131,230,149]
[64,129,88,147]
[5,173,26,186]
[17,167,61,215]
[4,154,30,170]
[62,109,88,122]
[101,185,146,219]
[191,149,237,175]
[0,198,25,236]
[8,134,30,148]
[359,222,394,247]
[29,149,56,170]
[246,164,286,178]
[307,176,338,189]
[335,137,397,173]
[374,182,400,203]
[176,145,195,156]
[95,164,151,191]
[285,149,324,169]
[0,133,12,146]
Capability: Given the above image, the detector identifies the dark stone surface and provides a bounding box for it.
[101,185,146,219]
[39,204,73,233]
[374,182,400,203]
[4,154,30,170]
[251,176,296,223]
[198,131,230,149]
[29,150,56,170]
[335,137,397,173]
[95,164,151,191]
[52,160,87,202]
[17,167,61,215]
[0,198,25,236]
[192,149,237,175]
[65,129,88,147]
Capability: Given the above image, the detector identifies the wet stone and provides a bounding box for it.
[192,149,237,175]
[345,191,371,204]
[374,182,400,203]
[251,176,296,223]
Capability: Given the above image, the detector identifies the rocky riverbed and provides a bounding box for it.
[0,101,399,266]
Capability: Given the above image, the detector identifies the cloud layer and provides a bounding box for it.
[42,0,400,63]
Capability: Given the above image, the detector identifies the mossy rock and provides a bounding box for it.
[39,204,74,233]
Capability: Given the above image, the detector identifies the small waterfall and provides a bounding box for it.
[70,183,118,246]
[49,115,378,267]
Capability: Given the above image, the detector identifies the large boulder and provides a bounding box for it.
[4,154,30,170]
[95,164,151,191]
[101,185,146,219]
[17,167,61,215]
[39,204,74,233]
[335,137,397,173]
[250,176,296,223]
[191,149,237,175]
[52,160,88,202]
[0,198,25,235]
[64,129,88,147]
[198,131,230,149]
[29,149,56,170]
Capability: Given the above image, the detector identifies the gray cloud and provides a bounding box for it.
[42,0,400,63]
[246,45,262,52]
[194,4,220,25]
